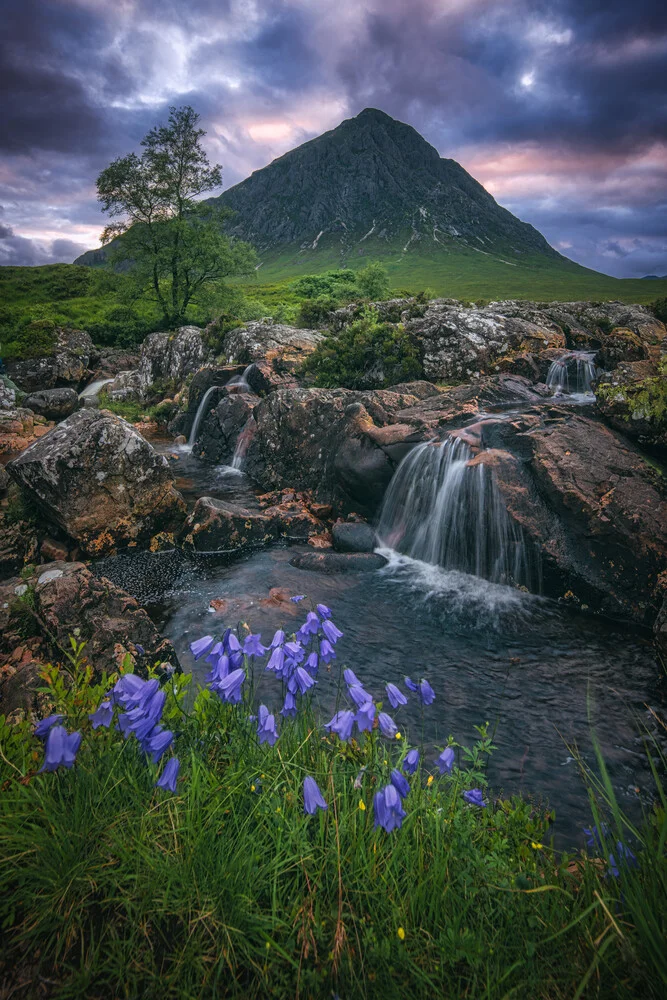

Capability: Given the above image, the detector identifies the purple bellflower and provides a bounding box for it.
[257,705,279,746]
[39,726,82,772]
[293,666,316,695]
[378,712,398,739]
[354,700,375,733]
[270,629,285,648]
[386,683,407,709]
[244,633,268,657]
[348,684,373,709]
[303,776,327,814]
[214,667,245,704]
[402,748,420,775]
[419,679,436,705]
[320,638,336,663]
[608,842,638,878]
[144,726,174,763]
[281,691,298,717]
[34,714,64,738]
[390,769,410,799]
[156,757,180,793]
[463,788,486,808]
[374,784,406,833]
[316,604,332,618]
[344,668,361,687]
[290,595,306,603]
[89,701,113,729]
[325,710,355,742]
[322,619,343,645]
[190,635,214,660]
[437,747,455,774]
[266,646,285,673]
[404,676,418,692]
[305,652,319,675]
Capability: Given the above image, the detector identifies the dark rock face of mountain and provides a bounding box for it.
[213,108,561,264]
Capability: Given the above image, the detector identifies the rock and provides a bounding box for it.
[105,369,143,403]
[178,497,275,553]
[0,408,55,455]
[475,410,667,622]
[654,574,667,656]
[596,328,649,368]
[195,391,256,463]
[595,360,667,455]
[94,348,140,376]
[332,521,378,553]
[168,365,247,437]
[24,387,79,420]
[7,409,186,556]
[40,536,70,562]
[404,301,565,382]
[0,561,179,714]
[0,522,39,578]
[220,322,324,364]
[264,500,325,541]
[5,328,95,392]
[1,376,19,411]
[492,352,541,382]
[0,466,9,494]
[385,380,441,399]
[137,326,210,396]
[290,551,388,572]
[246,359,300,395]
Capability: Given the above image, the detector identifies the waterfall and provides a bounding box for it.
[546,352,597,396]
[186,385,222,451]
[230,417,256,470]
[226,364,255,393]
[377,437,532,588]
[78,377,115,400]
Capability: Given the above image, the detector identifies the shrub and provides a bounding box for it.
[290,268,357,300]
[301,308,422,389]
[357,260,390,300]
[296,294,339,328]
[651,296,667,324]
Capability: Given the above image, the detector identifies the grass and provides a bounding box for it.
[0,615,665,999]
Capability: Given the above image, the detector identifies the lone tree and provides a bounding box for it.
[97,106,256,327]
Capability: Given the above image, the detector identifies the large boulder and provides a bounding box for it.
[220,322,323,364]
[24,387,79,421]
[137,326,210,396]
[105,369,143,403]
[7,409,186,555]
[178,497,276,553]
[404,302,565,382]
[0,561,179,717]
[5,328,95,393]
[194,391,256,463]
[595,359,667,455]
[0,408,53,455]
[168,365,247,438]
[489,300,666,351]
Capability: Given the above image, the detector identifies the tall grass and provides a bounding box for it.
[0,639,665,998]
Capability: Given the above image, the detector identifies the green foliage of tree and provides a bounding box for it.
[290,268,357,300]
[301,308,423,389]
[296,294,339,329]
[651,297,667,325]
[97,106,257,328]
[357,261,390,300]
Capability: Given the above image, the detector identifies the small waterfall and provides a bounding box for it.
[546,352,597,396]
[186,385,222,451]
[377,437,532,588]
[79,377,114,400]
[226,364,255,393]
[230,417,256,471]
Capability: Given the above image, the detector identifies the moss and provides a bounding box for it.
[596,359,667,425]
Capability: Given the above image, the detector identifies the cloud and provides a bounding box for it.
[0,0,665,277]
[0,222,88,265]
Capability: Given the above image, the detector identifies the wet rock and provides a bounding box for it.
[105,369,143,403]
[595,360,667,455]
[385,379,441,399]
[195,391,256,463]
[40,536,70,562]
[24,387,79,421]
[596,328,649,368]
[94,348,140,376]
[1,377,19,411]
[404,302,565,382]
[290,551,388,572]
[246,359,300,395]
[220,322,323,364]
[489,300,666,350]
[178,496,275,553]
[7,409,186,556]
[0,561,179,713]
[492,352,541,382]
[654,574,667,656]
[0,522,39,578]
[169,365,247,437]
[137,326,210,396]
[0,466,9,494]
[0,408,54,455]
[5,328,94,392]
[332,521,378,553]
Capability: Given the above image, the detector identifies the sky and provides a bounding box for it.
[1,0,666,278]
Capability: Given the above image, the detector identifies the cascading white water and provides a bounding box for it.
[230,416,256,470]
[226,364,255,393]
[546,352,597,396]
[377,437,533,588]
[186,385,223,451]
[78,377,115,399]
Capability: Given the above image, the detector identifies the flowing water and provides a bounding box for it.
[184,385,223,452]
[98,544,663,847]
[377,436,537,589]
[546,351,598,398]
[230,416,257,471]
[78,377,115,400]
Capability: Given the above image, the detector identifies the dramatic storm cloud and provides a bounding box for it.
[1,0,666,276]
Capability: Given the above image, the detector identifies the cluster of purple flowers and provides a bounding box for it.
[35,715,81,772]
[584,824,638,877]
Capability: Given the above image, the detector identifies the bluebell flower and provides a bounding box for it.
[354,700,375,733]
[316,603,332,619]
[303,776,327,814]
[378,712,398,739]
[608,842,638,878]
[584,824,610,850]
[156,757,180,793]
[266,646,285,673]
[305,652,319,675]
[290,595,306,603]
[205,641,223,663]
[402,748,420,775]
[257,705,279,746]
[144,726,174,763]
[437,747,455,774]
[206,653,230,684]
[320,638,336,663]
[386,683,407,709]
[344,668,361,687]
[34,714,64,738]
[284,640,305,662]
[112,674,146,708]
[348,684,373,709]
[39,726,82,772]
[322,619,343,644]
[324,710,355,742]
[227,633,242,653]
[135,644,145,655]
[89,701,113,729]
[294,666,316,695]
[419,679,435,705]
[270,629,285,648]
[390,769,410,799]
[303,611,321,635]
[190,635,214,660]
[214,667,245,704]
[463,788,486,807]
[281,691,297,717]
[374,784,406,833]
[244,633,268,657]
[404,676,418,692]
[230,650,244,670]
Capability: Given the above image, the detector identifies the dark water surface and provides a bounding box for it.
[100,541,664,848]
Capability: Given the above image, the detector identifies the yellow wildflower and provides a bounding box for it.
[359,799,366,811]
[250,784,256,792]
[395,732,402,739]
[531,841,544,850]
[397,927,406,940]
[426,774,434,786]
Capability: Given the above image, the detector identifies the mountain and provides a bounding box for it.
[76,108,665,299]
